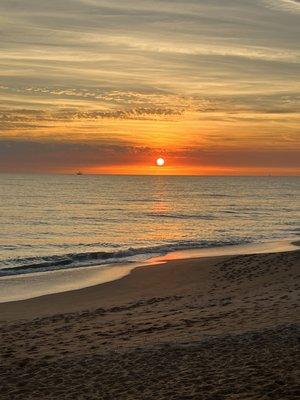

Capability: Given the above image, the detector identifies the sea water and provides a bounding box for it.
[0,174,299,276]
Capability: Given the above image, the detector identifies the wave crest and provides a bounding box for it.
[0,238,250,277]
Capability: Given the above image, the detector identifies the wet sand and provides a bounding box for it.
[0,248,299,399]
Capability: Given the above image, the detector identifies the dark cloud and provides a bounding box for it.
[179,148,300,168]
[1,140,299,173]
[0,140,154,172]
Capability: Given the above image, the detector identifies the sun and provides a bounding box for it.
[156,157,165,167]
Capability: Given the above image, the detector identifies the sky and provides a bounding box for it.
[0,0,299,175]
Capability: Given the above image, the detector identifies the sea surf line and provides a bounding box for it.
[0,238,298,303]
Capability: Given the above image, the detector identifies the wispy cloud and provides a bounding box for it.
[264,0,300,13]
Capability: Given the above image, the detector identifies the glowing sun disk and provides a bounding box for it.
[156,157,165,167]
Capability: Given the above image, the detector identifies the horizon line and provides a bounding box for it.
[0,172,299,178]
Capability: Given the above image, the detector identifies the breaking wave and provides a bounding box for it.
[0,238,251,277]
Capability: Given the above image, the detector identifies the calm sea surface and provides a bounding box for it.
[0,174,299,276]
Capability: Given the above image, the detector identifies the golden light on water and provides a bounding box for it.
[156,157,165,167]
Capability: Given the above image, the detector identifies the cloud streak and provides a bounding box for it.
[1,140,299,174]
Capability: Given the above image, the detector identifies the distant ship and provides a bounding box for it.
[76,171,83,175]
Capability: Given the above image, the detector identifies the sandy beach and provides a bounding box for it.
[0,246,299,399]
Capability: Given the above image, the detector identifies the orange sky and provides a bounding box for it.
[0,0,299,175]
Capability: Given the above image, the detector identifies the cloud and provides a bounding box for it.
[1,0,299,92]
[0,140,153,171]
[180,147,300,168]
[264,0,300,13]
[1,139,299,173]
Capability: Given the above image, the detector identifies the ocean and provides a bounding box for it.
[0,174,299,277]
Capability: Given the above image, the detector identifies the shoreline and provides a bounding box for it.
[0,240,299,322]
[0,237,298,304]
[0,255,223,321]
